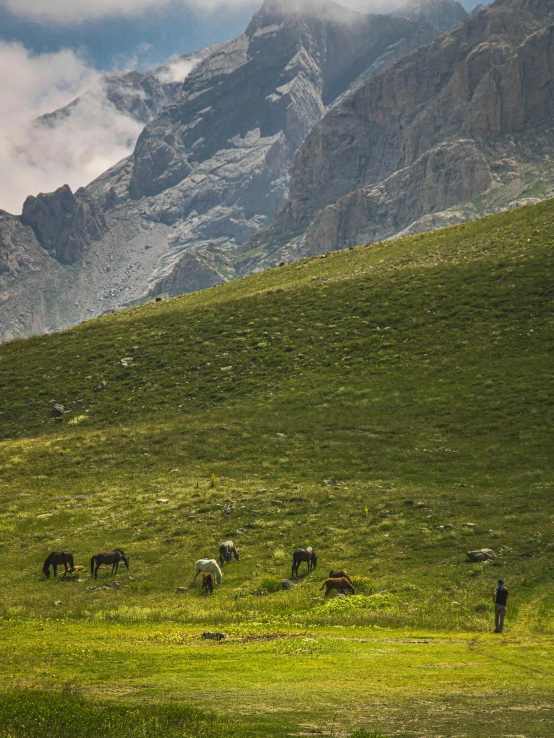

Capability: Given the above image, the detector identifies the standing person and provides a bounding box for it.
[493,578,509,633]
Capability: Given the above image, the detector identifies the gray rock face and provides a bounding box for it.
[0,212,40,278]
[241,0,554,269]
[21,185,107,265]
[393,0,469,33]
[150,245,231,298]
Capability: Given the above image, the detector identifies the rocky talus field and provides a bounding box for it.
[0,200,552,736]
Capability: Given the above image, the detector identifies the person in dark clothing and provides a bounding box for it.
[493,579,509,633]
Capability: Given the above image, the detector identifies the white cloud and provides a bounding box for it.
[155,57,199,84]
[0,43,147,214]
[0,0,487,23]
[0,0,257,23]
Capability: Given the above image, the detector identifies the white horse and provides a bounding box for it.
[193,559,222,585]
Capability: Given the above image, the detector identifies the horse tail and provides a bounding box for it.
[320,582,326,591]
[90,556,96,576]
[43,556,51,577]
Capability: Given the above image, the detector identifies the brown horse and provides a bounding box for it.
[43,552,74,578]
[90,549,129,579]
[292,546,317,578]
[329,569,353,585]
[202,572,214,594]
[320,577,356,598]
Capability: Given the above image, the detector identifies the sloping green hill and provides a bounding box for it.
[0,200,553,736]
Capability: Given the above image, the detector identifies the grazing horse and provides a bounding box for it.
[193,559,222,585]
[292,547,317,578]
[218,540,240,565]
[90,549,129,579]
[43,552,74,579]
[320,577,356,598]
[202,572,214,594]
[329,569,353,585]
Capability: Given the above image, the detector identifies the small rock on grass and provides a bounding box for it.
[281,579,295,590]
[175,587,187,594]
[157,498,170,504]
[466,549,496,562]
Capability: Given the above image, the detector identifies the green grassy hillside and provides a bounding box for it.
[1,199,553,737]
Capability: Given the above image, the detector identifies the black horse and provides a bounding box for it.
[218,540,240,565]
[292,546,317,578]
[43,552,74,579]
[90,549,129,579]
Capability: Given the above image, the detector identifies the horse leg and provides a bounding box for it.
[53,564,58,578]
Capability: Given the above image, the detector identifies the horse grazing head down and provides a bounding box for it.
[320,577,356,597]
[194,559,223,585]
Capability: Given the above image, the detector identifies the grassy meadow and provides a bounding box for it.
[0,199,553,736]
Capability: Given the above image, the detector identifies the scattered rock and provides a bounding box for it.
[220,366,233,372]
[51,403,65,417]
[271,499,283,505]
[129,346,139,352]
[175,587,187,594]
[244,523,256,529]
[463,523,477,528]
[235,528,246,535]
[466,549,496,563]
[256,488,268,495]
[119,357,134,367]
[437,524,454,530]
[104,581,121,589]
[281,579,295,590]
[224,504,235,514]
[202,631,227,641]
[276,433,286,439]
[88,586,101,591]
[94,381,108,392]
[157,498,170,504]
[187,514,197,520]
[53,601,62,606]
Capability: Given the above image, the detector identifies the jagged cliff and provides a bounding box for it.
[0,0,443,340]
[238,0,554,272]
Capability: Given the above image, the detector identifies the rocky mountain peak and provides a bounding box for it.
[21,185,107,265]
[250,0,354,30]
[393,0,469,33]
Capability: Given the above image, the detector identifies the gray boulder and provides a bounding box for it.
[466,549,496,563]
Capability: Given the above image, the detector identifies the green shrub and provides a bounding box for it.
[351,576,375,594]
[258,575,282,594]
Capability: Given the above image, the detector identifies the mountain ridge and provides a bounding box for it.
[0,0,449,341]
[238,0,554,270]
